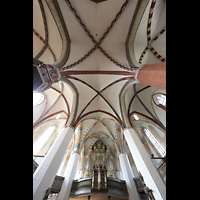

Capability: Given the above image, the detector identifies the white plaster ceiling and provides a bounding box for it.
[33,0,62,63]
[134,0,166,64]
[33,0,166,155]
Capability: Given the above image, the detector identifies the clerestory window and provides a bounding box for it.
[144,128,166,157]
[156,94,166,106]
[33,126,56,155]
[33,92,44,107]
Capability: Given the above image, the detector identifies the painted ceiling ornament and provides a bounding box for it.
[64,0,134,72]
[33,58,61,92]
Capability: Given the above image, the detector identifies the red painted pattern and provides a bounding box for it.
[61,70,135,76]
[137,63,166,90]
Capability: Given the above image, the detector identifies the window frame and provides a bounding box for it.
[144,128,166,157]
[152,93,166,111]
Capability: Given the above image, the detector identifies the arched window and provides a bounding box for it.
[156,94,166,106]
[144,128,166,157]
[33,126,56,155]
[152,93,166,111]
[33,92,44,107]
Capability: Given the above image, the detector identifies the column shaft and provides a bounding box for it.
[137,63,166,90]
[124,128,166,200]
[119,153,140,200]
[33,127,74,200]
[57,152,80,200]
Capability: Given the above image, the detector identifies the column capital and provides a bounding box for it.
[118,151,126,155]
[68,125,75,130]
[73,151,80,155]
[33,58,60,92]
[123,127,134,132]
[134,64,145,82]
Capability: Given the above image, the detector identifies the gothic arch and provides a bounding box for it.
[119,79,138,128]
[59,77,79,127]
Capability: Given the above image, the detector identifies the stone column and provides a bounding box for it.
[119,153,140,200]
[33,127,74,200]
[123,128,166,200]
[136,62,166,90]
[56,151,80,200]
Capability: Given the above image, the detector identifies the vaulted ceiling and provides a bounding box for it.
[33,0,166,156]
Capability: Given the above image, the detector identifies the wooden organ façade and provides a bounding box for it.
[84,141,118,179]
[91,164,108,191]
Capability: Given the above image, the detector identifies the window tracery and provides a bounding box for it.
[144,128,166,157]
[152,93,166,111]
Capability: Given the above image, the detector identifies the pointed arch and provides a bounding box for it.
[119,79,138,128]
[59,77,79,127]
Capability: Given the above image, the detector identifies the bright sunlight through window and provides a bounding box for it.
[156,94,166,106]
[144,128,166,157]
[33,92,44,107]
[33,126,56,155]
[133,114,139,120]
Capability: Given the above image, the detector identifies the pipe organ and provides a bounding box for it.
[83,141,117,178]
[91,164,108,191]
